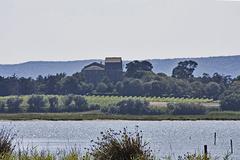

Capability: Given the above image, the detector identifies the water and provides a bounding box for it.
[0,120,240,159]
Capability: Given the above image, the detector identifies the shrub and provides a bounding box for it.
[89,127,154,160]
[63,95,88,112]
[48,97,59,112]
[73,95,88,112]
[178,153,211,160]
[167,103,207,115]
[96,82,108,93]
[88,104,101,110]
[63,95,75,111]
[6,97,23,113]
[27,95,46,112]
[220,93,240,111]
[105,99,150,115]
[0,128,15,156]
[0,101,6,113]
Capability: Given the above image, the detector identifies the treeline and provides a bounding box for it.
[0,60,238,100]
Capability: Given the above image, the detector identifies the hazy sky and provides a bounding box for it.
[0,0,240,64]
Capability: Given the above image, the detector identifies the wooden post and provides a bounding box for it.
[204,145,208,155]
[230,139,233,154]
[214,132,216,145]
[204,145,208,160]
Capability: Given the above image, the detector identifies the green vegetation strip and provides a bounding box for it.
[0,112,240,121]
[84,95,213,106]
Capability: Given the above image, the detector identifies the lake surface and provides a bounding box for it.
[0,120,240,159]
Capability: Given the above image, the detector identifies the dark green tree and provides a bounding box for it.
[18,77,35,95]
[6,97,23,113]
[27,95,46,112]
[48,97,59,112]
[96,82,108,93]
[220,93,240,111]
[126,60,153,77]
[73,96,88,112]
[190,81,204,98]
[204,82,221,99]
[172,60,198,79]
[150,80,169,96]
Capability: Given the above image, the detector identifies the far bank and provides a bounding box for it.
[0,112,240,121]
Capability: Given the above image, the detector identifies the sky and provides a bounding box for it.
[0,0,240,64]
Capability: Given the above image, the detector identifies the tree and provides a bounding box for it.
[18,77,35,95]
[190,81,204,98]
[73,96,88,112]
[172,60,198,79]
[106,99,150,115]
[60,76,81,94]
[220,93,240,111]
[96,82,108,93]
[204,82,221,99]
[126,60,153,77]
[63,95,88,112]
[122,79,144,96]
[44,73,66,94]
[200,73,211,83]
[171,79,191,98]
[48,97,59,112]
[150,80,169,96]
[6,97,23,113]
[27,95,46,112]
[212,73,232,87]
[63,95,75,112]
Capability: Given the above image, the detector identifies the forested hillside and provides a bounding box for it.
[0,55,240,78]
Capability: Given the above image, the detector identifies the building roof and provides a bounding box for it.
[105,57,122,63]
[82,62,105,71]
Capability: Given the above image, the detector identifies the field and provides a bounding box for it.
[0,95,214,107]
[84,95,214,106]
[0,95,223,120]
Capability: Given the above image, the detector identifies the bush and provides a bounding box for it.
[63,95,75,111]
[73,95,88,112]
[48,97,59,112]
[63,95,88,112]
[0,101,6,113]
[0,128,15,156]
[6,97,23,113]
[88,104,101,110]
[89,127,154,160]
[104,99,150,115]
[178,153,211,160]
[27,95,46,112]
[167,103,207,115]
[220,93,240,111]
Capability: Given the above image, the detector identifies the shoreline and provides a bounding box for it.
[0,112,240,121]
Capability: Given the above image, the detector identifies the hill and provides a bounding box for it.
[0,55,240,78]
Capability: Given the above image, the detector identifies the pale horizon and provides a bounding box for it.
[1,53,240,65]
[0,0,240,64]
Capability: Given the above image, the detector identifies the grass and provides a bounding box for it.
[0,111,240,121]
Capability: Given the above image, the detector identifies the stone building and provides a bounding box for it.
[82,57,123,84]
[82,62,105,84]
[105,57,123,82]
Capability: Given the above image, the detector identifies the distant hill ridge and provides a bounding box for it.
[0,55,240,78]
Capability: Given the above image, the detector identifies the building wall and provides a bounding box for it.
[105,62,123,82]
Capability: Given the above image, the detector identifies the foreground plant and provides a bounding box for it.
[89,126,154,160]
[177,153,211,160]
[0,127,16,157]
